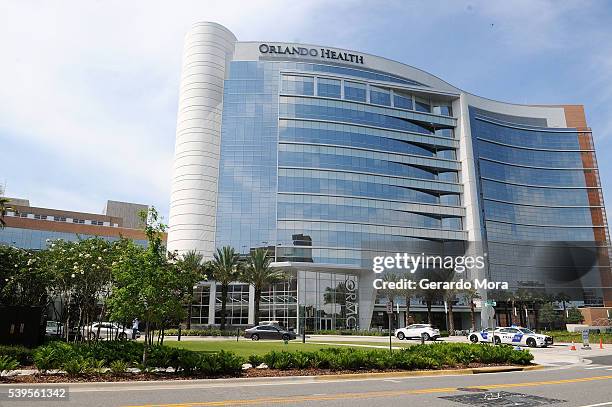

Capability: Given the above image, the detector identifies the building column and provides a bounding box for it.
[208,283,216,325]
[358,270,376,330]
[248,285,255,325]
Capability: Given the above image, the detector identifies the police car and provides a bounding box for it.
[468,328,496,343]
[492,326,553,348]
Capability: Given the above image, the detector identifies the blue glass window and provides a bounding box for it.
[433,104,452,116]
[415,98,430,113]
[281,75,314,96]
[474,118,582,150]
[477,139,585,168]
[370,86,391,106]
[393,91,413,110]
[344,81,366,102]
[317,77,341,98]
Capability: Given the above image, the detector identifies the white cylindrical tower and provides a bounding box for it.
[167,22,237,257]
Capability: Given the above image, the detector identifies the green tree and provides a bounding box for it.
[539,303,558,330]
[0,246,50,307]
[241,248,284,325]
[43,238,116,341]
[399,272,419,327]
[566,306,584,324]
[418,268,453,325]
[0,198,15,229]
[462,288,481,331]
[176,250,207,329]
[108,207,187,363]
[210,246,241,330]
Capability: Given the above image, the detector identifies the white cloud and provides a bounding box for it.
[0,0,330,216]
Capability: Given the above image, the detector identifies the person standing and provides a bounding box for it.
[132,318,139,340]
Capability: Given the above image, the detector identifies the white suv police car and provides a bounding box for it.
[492,326,553,348]
[394,324,440,341]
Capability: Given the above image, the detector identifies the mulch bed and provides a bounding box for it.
[0,363,517,383]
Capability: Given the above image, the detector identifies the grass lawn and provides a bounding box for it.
[309,340,414,348]
[166,340,357,357]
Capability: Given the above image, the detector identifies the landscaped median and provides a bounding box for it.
[0,341,534,383]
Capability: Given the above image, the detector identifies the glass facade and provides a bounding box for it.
[169,29,612,328]
[217,60,463,263]
[0,227,148,250]
[208,59,466,328]
[299,271,359,331]
[214,284,250,326]
[470,109,609,305]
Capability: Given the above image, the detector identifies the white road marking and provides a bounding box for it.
[577,402,612,407]
[585,365,610,370]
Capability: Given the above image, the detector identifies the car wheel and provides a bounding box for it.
[118,332,128,341]
[469,334,479,343]
[422,333,431,341]
[526,338,536,348]
[494,336,501,345]
[397,332,405,340]
[88,332,97,341]
[282,334,290,341]
[251,334,260,341]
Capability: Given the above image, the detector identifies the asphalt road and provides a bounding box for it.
[2,360,612,407]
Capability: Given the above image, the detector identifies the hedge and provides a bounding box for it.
[0,345,34,365]
[27,341,532,376]
[253,343,532,371]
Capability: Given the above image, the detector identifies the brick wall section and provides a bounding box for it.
[563,105,612,307]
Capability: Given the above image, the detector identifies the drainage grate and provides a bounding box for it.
[440,391,566,406]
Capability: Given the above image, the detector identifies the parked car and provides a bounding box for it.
[45,321,64,337]
[82,322,139,341]
[493,326,553,348]
[244,324,297,341]
[394,324,440,341]
[468,328,496,343]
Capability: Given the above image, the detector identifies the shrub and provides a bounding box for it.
[63,357,93,376]
[77,341,143,364]
[0,345,34,366]
[247,354,262,367]
[197,354,223,376]
[0,356,19,373]
[213,351,244,376]
[177,349,200,373]
[147,346,180,369]
[33,342,76,372]
[109,360,128,374]
[250,343,533,373]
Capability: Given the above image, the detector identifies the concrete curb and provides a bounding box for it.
[0,365,544,387]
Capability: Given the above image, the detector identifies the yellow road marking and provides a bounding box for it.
[122,374,612,407]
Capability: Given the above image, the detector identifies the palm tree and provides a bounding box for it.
[462,288,481,331]
[393,272,418,326]
[210,246,241,330]
[177,250,206,330]
[0,197,14,229]
[241,248,284,325]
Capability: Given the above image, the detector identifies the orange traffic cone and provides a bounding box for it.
[600,338,604,350]
[570,341,577,351]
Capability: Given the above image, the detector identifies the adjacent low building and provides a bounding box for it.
[0,198,152,248]
[167,22,612,331]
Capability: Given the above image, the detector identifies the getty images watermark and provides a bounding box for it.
[371,252,509,290]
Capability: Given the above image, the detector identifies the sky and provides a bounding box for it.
[1,0,612,222]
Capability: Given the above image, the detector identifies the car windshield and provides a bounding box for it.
[519,328,534,334]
